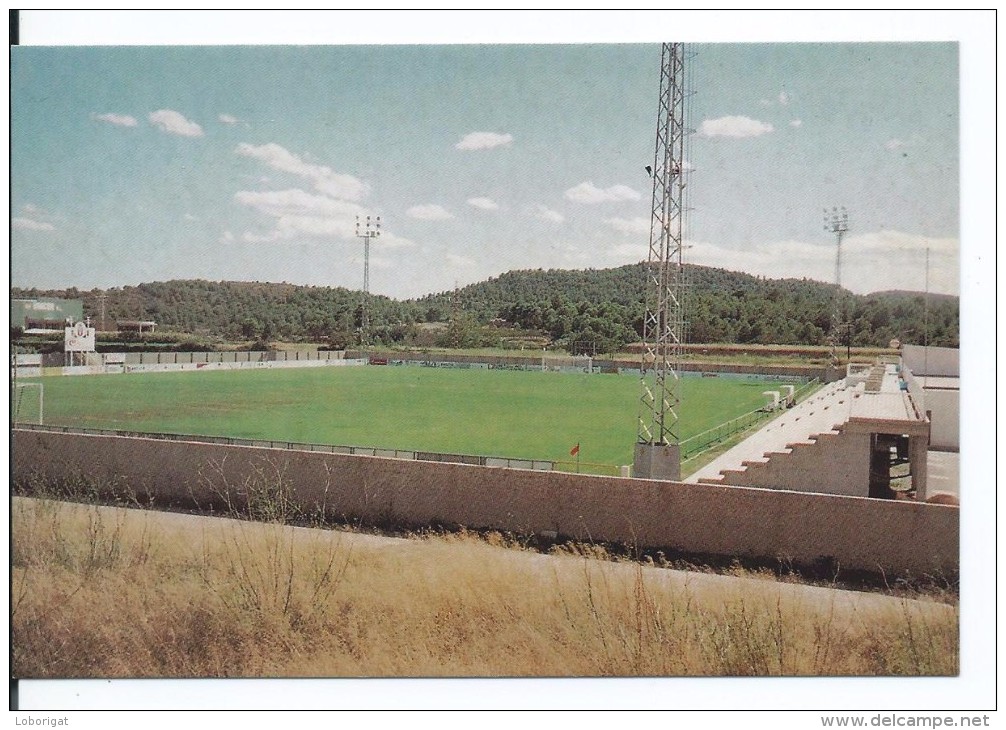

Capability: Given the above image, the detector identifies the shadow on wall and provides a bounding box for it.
[12,429,959,580]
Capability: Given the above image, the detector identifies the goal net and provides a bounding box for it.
[13,382,43,425]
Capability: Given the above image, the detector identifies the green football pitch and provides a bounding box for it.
[17,366,790,471]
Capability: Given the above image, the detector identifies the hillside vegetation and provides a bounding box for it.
[13,262,959,352]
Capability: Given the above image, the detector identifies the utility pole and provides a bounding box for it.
[924,246,930,377]
[97,292,107,332]
[824,207,849,370]
[635,42,690,481]
[450,280,461,348]
[355,214,380,346]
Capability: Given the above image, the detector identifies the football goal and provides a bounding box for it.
[13,382,43,425]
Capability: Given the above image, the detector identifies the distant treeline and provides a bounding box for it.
[12,262,958,352]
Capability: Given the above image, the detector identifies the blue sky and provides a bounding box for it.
[9,15,971,300]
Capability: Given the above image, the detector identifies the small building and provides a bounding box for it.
[901,344,959,452]
[116,320,158,333]
[11,298,83,333]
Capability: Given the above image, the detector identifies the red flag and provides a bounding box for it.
[570,443,580,457]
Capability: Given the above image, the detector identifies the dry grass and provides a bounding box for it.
[11,497,958,678]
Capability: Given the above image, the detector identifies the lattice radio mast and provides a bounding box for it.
[824,207,849,369]
[635,42,690,480]
[355,214,380,345]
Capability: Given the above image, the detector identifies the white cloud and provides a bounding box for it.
[12,217,55,232]
[757,92,790,108]
[93,112,138,127]
[698,115,774,138]
[184,213,198,221]
[847,231,959,295]
[219,230,236,244]
[149,109,204,137]
[564,181,640,204]
[233,188,363,242]
[236,142,369,201]
[230,150,410,248]
[885,133,923,151]
[22,203,46,216]
[235,188,360,219]
[790,119,803,128]
[407,204,454,221]
[588,240,649,268]
[849,230,957,258]
[238,215,413,249]
[233,187,387,245]
[241,215,355,242]
[602,216,650,235]
[455,132,513,151]
[686,230,958,296]
[467,197,499,211]
[446,253,477,268]
[377,231,416,250]
[532,205,565,223]
[367,255,398,271]
[219,114,240,125]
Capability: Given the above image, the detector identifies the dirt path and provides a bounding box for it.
[14,496,955,620]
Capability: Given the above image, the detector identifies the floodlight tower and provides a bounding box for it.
[355,214,380,345]
[823,207,849,369]
[635,42,690,481]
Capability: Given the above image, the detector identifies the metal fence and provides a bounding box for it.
[679,378,822,461]
[12,423,555,473]
[552,460,625,477]
[13,375,822,478]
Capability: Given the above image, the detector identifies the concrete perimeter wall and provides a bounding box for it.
[901,352,959,452]
[14,351,366,378]
[17,349,823,380]
[13,429,958,577]
[348,350,824,380]
[903,345,959,377]
[925,389,960,452]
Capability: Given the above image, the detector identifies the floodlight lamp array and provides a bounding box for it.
[356,215,381,238]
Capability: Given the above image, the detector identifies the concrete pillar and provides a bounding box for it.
[763,391,780,411]
[909,432,929,501]
[633,443,680,481]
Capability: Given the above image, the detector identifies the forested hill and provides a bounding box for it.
[421,263,834,323]
[417,262,958,350]
[11,262,959,350]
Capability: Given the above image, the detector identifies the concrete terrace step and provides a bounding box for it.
[764,448,794,457]
[686,380,857,485]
